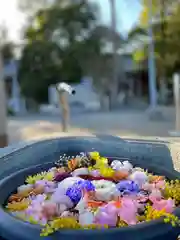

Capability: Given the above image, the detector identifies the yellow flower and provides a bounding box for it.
[99,157,108,165]
[25,173,43,184]
[6,200,30,211]
[99,167,114,178]
[144,205,180,227]
[40,218,81,236]
[40,218,108,236]
[89,151,100,161]
[43,172,54,181]
[164,180,180,205]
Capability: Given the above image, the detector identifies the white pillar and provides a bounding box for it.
[174,74,180,131]
[12,73,21,113]
[169,73,180,136]
[0,53,8,147]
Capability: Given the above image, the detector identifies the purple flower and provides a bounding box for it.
[66,186,82,204]
[66,180,95,204]
[35,180,56,193]
[116,180,139,195]
[75,180,95,191]
[51,188,74,208]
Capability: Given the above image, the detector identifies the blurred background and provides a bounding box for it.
[0,0,180,146]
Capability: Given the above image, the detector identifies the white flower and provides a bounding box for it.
[92,180,119,201]
[111,160,123,170]
[57,177,83,190]
[129,171,148,187]
[111,160,133,172]
[72,168,89,177]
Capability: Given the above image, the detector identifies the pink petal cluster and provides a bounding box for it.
[117,198,138,225]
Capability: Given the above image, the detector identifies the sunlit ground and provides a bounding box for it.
[8,108,177,143]
[7,109,180,172]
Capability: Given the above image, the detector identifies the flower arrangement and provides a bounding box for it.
[5,152,180,237]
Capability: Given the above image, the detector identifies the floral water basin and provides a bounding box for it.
[0,152,180,240]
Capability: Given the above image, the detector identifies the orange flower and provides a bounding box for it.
[87,200,105,208]
[68,159,78,171]
[113,171,128,181]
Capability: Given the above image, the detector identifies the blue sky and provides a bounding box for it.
[0,0,142,41]
[93,0,142,35]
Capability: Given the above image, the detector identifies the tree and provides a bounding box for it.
[18,1,103,103]
[128,1,180,100]
[18,40,62,103]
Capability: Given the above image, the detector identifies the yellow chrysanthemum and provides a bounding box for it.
[164,180,180,205]
[89,151,100,161]
[99,167,114,178]
[25,174,43,184]
[43,172,54,181]
[7,200,30,211]
[40,218,108,237]
[144,205,180,226]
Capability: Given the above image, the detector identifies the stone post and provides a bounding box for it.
[0,53,8,147]
[59,91,69,132]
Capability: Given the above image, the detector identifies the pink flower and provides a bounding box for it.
[155,180,165,190]
[117,197,138,225]
[35,180,56,193]
[94,203,118,227]
[42,201,57,218]
[150,198,175,213]
[149,189,162,201]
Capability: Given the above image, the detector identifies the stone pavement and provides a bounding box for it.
[7,109,180,171]
[8,110,176,143]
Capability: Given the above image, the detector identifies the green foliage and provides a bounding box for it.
[18,1,102,103]
[129,1,180,77]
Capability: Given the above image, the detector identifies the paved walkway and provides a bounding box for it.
[8,110,176,143]
[7,110,180,172]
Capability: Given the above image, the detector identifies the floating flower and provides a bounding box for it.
[116,180,139,195]
[74,180,95,192]
[72,168,89,177]
[17,184,33,194]
[94,203,118,227]
[66,180,95,204]
[89,151,100,161]
[25,174,43,184]
[99,167,114,178]
[43,172,54,181]
[58,177,83,190]
[129,171,148,187]
[164,180,180,205]
[51,188,73,210]
[90,169,101,177]
[111,160,132,172]
[149,196,175,213]
[5,151,180,237]
[7,200,30,211]
[111,160,123,170]
[113,171,129,181]
[117,197,138,225]
[92,180,119,201]
[40,218,81,236]
[35,180,56,193]
[66,186,82,204]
